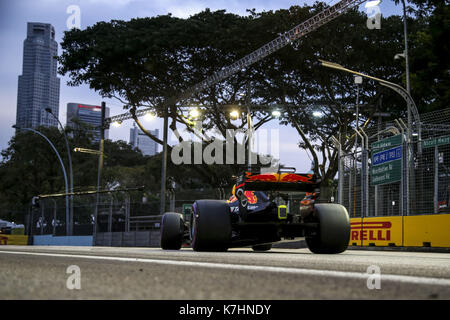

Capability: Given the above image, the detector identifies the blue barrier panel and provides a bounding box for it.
[33,235,93,246]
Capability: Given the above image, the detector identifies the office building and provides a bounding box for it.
[130,124,159,156]
[66,103,110,143]
[16,22,60,129]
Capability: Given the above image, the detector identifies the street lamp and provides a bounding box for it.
[189,108,200,119]
[318,59,420,141]
[394,52,405,60]
[230,110,240,120]
[365,0,381,8]
[126,106,168,215]
[312,111,323,118]
[400,0,411,94]
[144,112,155,122]
[13,125,70,236]
[94,102,108,239]
[271,110,282,118]
[74,147,104,156]
[319,59,420,217]
[354,75,363,151]
[45,108,73,236]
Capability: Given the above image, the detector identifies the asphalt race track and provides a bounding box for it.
[0,246,449,299]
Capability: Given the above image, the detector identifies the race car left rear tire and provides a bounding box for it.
[160,212,184,250]
[305,203,350,254]
[191,200,232,252]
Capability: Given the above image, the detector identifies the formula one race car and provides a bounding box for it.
[160,168,350,254]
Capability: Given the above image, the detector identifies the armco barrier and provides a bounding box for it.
[0,234,29,245]
[123,232,135,247]
[349,214,450,248]
[95,231,161,247]
[33,235,93,246]
[111,232,122,247]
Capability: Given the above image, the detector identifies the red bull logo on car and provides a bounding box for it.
[228,191,258,204]
[245,191,258,204]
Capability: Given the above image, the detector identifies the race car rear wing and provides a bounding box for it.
[236,171,321,193]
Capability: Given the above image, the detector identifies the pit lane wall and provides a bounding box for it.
[33,235,93,246]
[349,214,450,248]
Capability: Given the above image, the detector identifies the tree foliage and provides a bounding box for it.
[406,0,450,111]
[0,127,146,222]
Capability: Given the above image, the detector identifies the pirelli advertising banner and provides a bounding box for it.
[0,234,29,245]
[349,216,403,247]
[350,215,450,248]
[403,214,450,247]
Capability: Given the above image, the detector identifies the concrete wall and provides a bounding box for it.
[33,230,160,247]
[32,231,161,247]
[33,235,93,246]
[95,231,160,247]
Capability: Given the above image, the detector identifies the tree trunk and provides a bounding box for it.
[318,180,333,203]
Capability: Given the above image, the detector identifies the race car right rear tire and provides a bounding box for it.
[191,200,232,252]
[160,212,184,250]
[305,204,350,254]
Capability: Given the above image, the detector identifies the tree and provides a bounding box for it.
[0,127,68,222]
[0,127,147,222]
[58,9,278,185]
[403,0,450,112]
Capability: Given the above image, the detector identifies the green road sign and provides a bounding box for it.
[370,145,402,186]
[371,134,402,151]
[422,135,450,149]
[370,159,402,186]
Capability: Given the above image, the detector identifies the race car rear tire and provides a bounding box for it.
[252,244,272,252]
[160,212,184,250]
[305,204,350,254]
[191,200,232,252]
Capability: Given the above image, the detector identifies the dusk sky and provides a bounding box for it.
[0,0,404,171]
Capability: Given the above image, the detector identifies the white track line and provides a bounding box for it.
[1,250,450,286]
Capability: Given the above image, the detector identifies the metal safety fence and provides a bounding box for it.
[23,188,228,237]
[339,108,450,217]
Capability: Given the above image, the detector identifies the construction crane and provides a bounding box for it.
[106,0,366,125]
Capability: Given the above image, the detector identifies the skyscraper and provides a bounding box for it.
[16,23,60,129]
[130,124,159,156]
[66,103,110,143]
